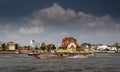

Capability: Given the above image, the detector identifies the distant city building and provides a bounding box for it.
[30,40,40,49]
[97,44,117,51]
[5,41,18,50]
[30,40,35,48]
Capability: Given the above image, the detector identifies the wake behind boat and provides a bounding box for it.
[68,55,88,58]
[68,53,94,58]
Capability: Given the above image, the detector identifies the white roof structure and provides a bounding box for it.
[67,43,76,49]
[97,45,110,50]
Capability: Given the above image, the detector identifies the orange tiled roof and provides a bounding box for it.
[59,37,81,48]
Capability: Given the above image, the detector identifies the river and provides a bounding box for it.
[0,53,120,72]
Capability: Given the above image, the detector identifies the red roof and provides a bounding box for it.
[59,37,81,49]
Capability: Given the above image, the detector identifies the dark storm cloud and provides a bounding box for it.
[0,0,120,19]
[26,3,114,29]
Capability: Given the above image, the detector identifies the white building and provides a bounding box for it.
[97,45,117,51]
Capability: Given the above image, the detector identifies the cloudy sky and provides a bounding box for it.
[0,0,120,46]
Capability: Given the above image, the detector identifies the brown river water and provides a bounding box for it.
[0,53,120,72]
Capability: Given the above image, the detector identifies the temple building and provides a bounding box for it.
[57,37,81,53]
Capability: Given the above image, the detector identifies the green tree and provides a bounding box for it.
[81,43,91,48]
[40,42,46,52]
[51,44,56,50]
[46,44,51,52]
[46,44,56,52]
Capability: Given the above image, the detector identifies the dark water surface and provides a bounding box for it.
[0,53,120,72]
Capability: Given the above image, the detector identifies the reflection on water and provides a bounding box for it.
[0,53,120,72]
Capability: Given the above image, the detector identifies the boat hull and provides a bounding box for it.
[34,54,64,59]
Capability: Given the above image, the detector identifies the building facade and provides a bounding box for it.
[5,41,18,50]
[57,37,81,53]
[59,37,81,49]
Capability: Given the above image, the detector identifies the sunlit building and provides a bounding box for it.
[57,37,81,53]
[5,41,18,50]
